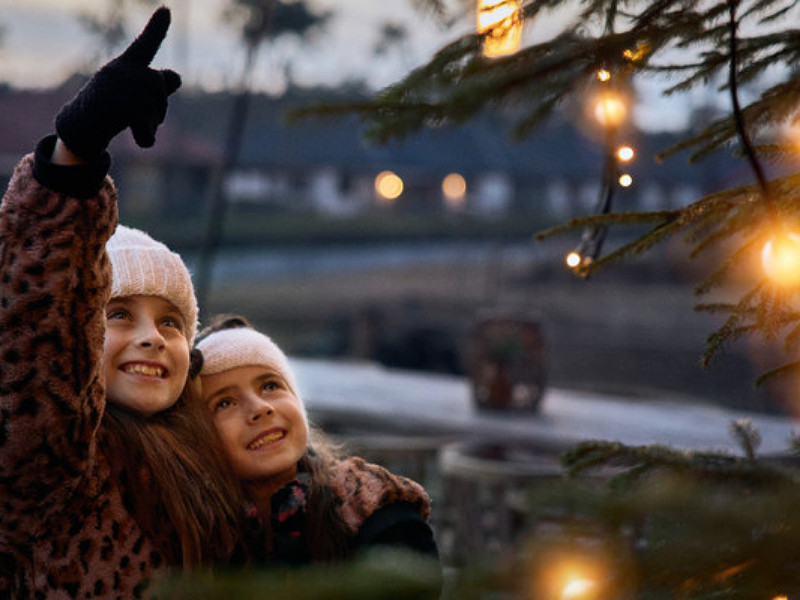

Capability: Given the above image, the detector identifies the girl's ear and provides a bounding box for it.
[189,348,204,379]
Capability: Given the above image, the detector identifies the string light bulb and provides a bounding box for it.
[622,41,650,62]
[618,173,633,187]
[617,145,634,161]
[593,92,627,128]
[565,251,582,269]
[477,0,523,58]
[596,69,611,82]
[762,231,800,287]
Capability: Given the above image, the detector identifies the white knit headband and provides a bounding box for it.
[196,327,300,400]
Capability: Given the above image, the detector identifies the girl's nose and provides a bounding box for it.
[248,398,274,424]
[137,321,166,350]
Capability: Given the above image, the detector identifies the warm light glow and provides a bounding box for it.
[593,92,627,128]
[617,145,634,161]
[527,549,613,600]
[762,232,800,287]
[772,596,788,600]
[477,0,523,58]
[375,171,403,201]
[623,41,650,62]
[561,577,596,599]
[442,173,467,206]
[596,69,611,82]
[618,173,633,187]
[566,251,582,268]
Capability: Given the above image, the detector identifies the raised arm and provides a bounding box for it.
[0,6,180,515]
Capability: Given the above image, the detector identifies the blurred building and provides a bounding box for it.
[0,83,743,221]
[0,79,224,221]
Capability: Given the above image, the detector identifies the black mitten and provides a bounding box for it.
[55,7,181,159]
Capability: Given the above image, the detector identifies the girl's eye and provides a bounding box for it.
[260,380,281,394]
[160,315,184,331]
[107,308,129,321]
[213,398,233,412]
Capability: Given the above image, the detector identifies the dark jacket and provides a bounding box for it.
[250,456,438,565]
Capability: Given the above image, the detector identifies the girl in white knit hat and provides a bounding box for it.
[196,315,439,566]
[0,9,244,599]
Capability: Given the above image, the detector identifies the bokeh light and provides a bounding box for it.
[596,69,611,82]
[617,145,634,161]
[566,251,582,268]
[593,92,628,128]
[762,231,800,287]
[374,170,403,201]
[561,576,596,599]
[526,549,611,600]
[618,173,633,187]
[477,0,523,58]
[442,173,467,208]
[622,41,650,62]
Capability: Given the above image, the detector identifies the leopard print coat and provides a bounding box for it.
[0,151,168,599]
[328,456,431,533]
[260,455,435,565]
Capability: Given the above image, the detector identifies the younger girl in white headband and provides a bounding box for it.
[196,315,439,564]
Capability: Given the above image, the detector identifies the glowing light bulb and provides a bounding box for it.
[618,173,633,187]
[596,69,611,82]
[477,0,523,58]
[566,251,582,268]
[623,41,650,62]
[561,577,596,599]
[375,171,403,201]
[762,232,800,287]
[617,145,634,161]
[593,93,627,128]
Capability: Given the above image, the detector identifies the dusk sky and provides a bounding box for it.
[0,1,727,132]
[0,1,470,93]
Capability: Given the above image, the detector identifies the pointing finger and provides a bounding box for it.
[119,6,171,66]
[160,69,182,96]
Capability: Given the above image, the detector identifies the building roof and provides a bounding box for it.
[0,81,223,170]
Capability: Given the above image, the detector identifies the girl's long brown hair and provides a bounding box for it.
[299,434,355,562]
[99,366,247,568]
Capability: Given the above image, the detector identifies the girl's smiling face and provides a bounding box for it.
[103,295,190,415]
[202,365,308,487]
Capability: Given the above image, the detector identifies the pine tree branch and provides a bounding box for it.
[783,320,800,350]
[726,0,775,214]
[657,75,800,163]
[534,210,679,241]
[755,358,800,387]
[561,439,795,485]
[729,418,762,460]
[691,236,760,296]
[740,0,799,22]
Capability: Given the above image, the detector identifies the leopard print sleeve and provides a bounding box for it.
[327,456,432,534]
[0,151,117,518]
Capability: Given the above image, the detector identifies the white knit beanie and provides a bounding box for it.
[196,327,306,421]
[106,225,199,345]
